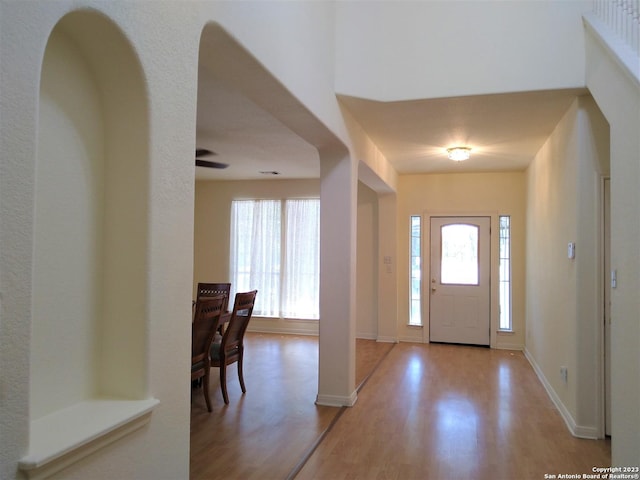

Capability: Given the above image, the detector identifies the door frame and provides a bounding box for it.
[601,176,611,438]
[422,211,500,348]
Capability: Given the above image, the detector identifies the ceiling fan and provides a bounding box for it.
[195,148,228,169]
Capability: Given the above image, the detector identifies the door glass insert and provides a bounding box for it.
[440,224,479,285]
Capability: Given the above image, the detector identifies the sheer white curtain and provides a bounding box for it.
[230,198,320,320]
[230,200,280,316]
[283,199,320,319]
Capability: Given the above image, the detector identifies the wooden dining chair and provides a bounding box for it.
[196,282,231,312]
[191,295,226,412]
[210,290,257,404]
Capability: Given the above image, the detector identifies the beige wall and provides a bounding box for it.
[525,95,609,438]
[2,4,199,478]
[335,1,590,101]
[34,25,106,417]
[396,172,526,349]
[194,178,380,339]
[194,179,320,335]
[357,182,379,339]
[585,19,639,462]
[3,1,640,476]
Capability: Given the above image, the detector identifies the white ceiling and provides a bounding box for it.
[195,68,586,181]
[195,69,320,181]
[339,89,586,174]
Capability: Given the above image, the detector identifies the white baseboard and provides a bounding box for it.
[248,327,397,344]
[316,390,358,407]
[493,342,524,351]
[356,332,377,340]
[398,335,425,344]
[573,424,600,439]
[247,325,318,336]
[523,348,599,440]
[375,335,398,343]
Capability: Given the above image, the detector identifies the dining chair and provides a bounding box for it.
[210,290,258,404]
[191,295,226,412]
[196,282,231,312]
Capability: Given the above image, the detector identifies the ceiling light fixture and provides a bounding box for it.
[447,147,471,162]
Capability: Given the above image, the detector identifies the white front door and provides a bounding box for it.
[429,216,491,346]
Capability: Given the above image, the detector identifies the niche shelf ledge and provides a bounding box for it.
[19,398,160,479]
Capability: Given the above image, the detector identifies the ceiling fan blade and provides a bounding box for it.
[196,159,229,169]
[195,148,216,158]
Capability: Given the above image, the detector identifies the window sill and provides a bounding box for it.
[497,329,515,335]
[252,315,319,322]
[19,397,160,480]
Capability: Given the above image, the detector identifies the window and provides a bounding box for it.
[230,199,319,319]
[440,224,479,285]
[499,215,512,330]
[282,199,320,319]
[409,215,422,326]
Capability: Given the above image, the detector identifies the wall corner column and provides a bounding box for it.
[316,149,358,407]
[377,193,398,343]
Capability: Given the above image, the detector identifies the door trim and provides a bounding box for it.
[601,176,611,438]
[423,211,500,348]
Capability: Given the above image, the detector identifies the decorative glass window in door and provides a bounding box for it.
[440,224,479,285]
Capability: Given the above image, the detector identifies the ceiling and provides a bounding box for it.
[339,89,586,175]
[195,70,586,182]
[195,70,321,181]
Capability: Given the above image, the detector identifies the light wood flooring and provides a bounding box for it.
[190,333,610,480]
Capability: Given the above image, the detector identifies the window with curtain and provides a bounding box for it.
[230,198,319,319]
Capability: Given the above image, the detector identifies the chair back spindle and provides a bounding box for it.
[197,282,231,312]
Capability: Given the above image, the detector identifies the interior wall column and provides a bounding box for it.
[377,193,398,342]
[316,149,358,407]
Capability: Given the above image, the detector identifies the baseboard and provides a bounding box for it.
[375,335,398,343]
[315,390,358,407]
[398,335,426,344]
[573,424,600,439]
[356,332,377,340]
[248,327,398,345]
[523,348,599,440]
[493,342,524,351]
[247,325,318,336]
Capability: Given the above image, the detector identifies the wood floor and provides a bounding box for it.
[190,333,610,480]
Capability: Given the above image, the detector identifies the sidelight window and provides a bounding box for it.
[409,215,422,326]
[499,215,512,331]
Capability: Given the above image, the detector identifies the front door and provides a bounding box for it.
[429,216,491,346]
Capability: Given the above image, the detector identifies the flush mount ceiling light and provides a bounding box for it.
[446,147,472,162]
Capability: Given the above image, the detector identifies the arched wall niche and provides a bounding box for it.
[24,9,157,478]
